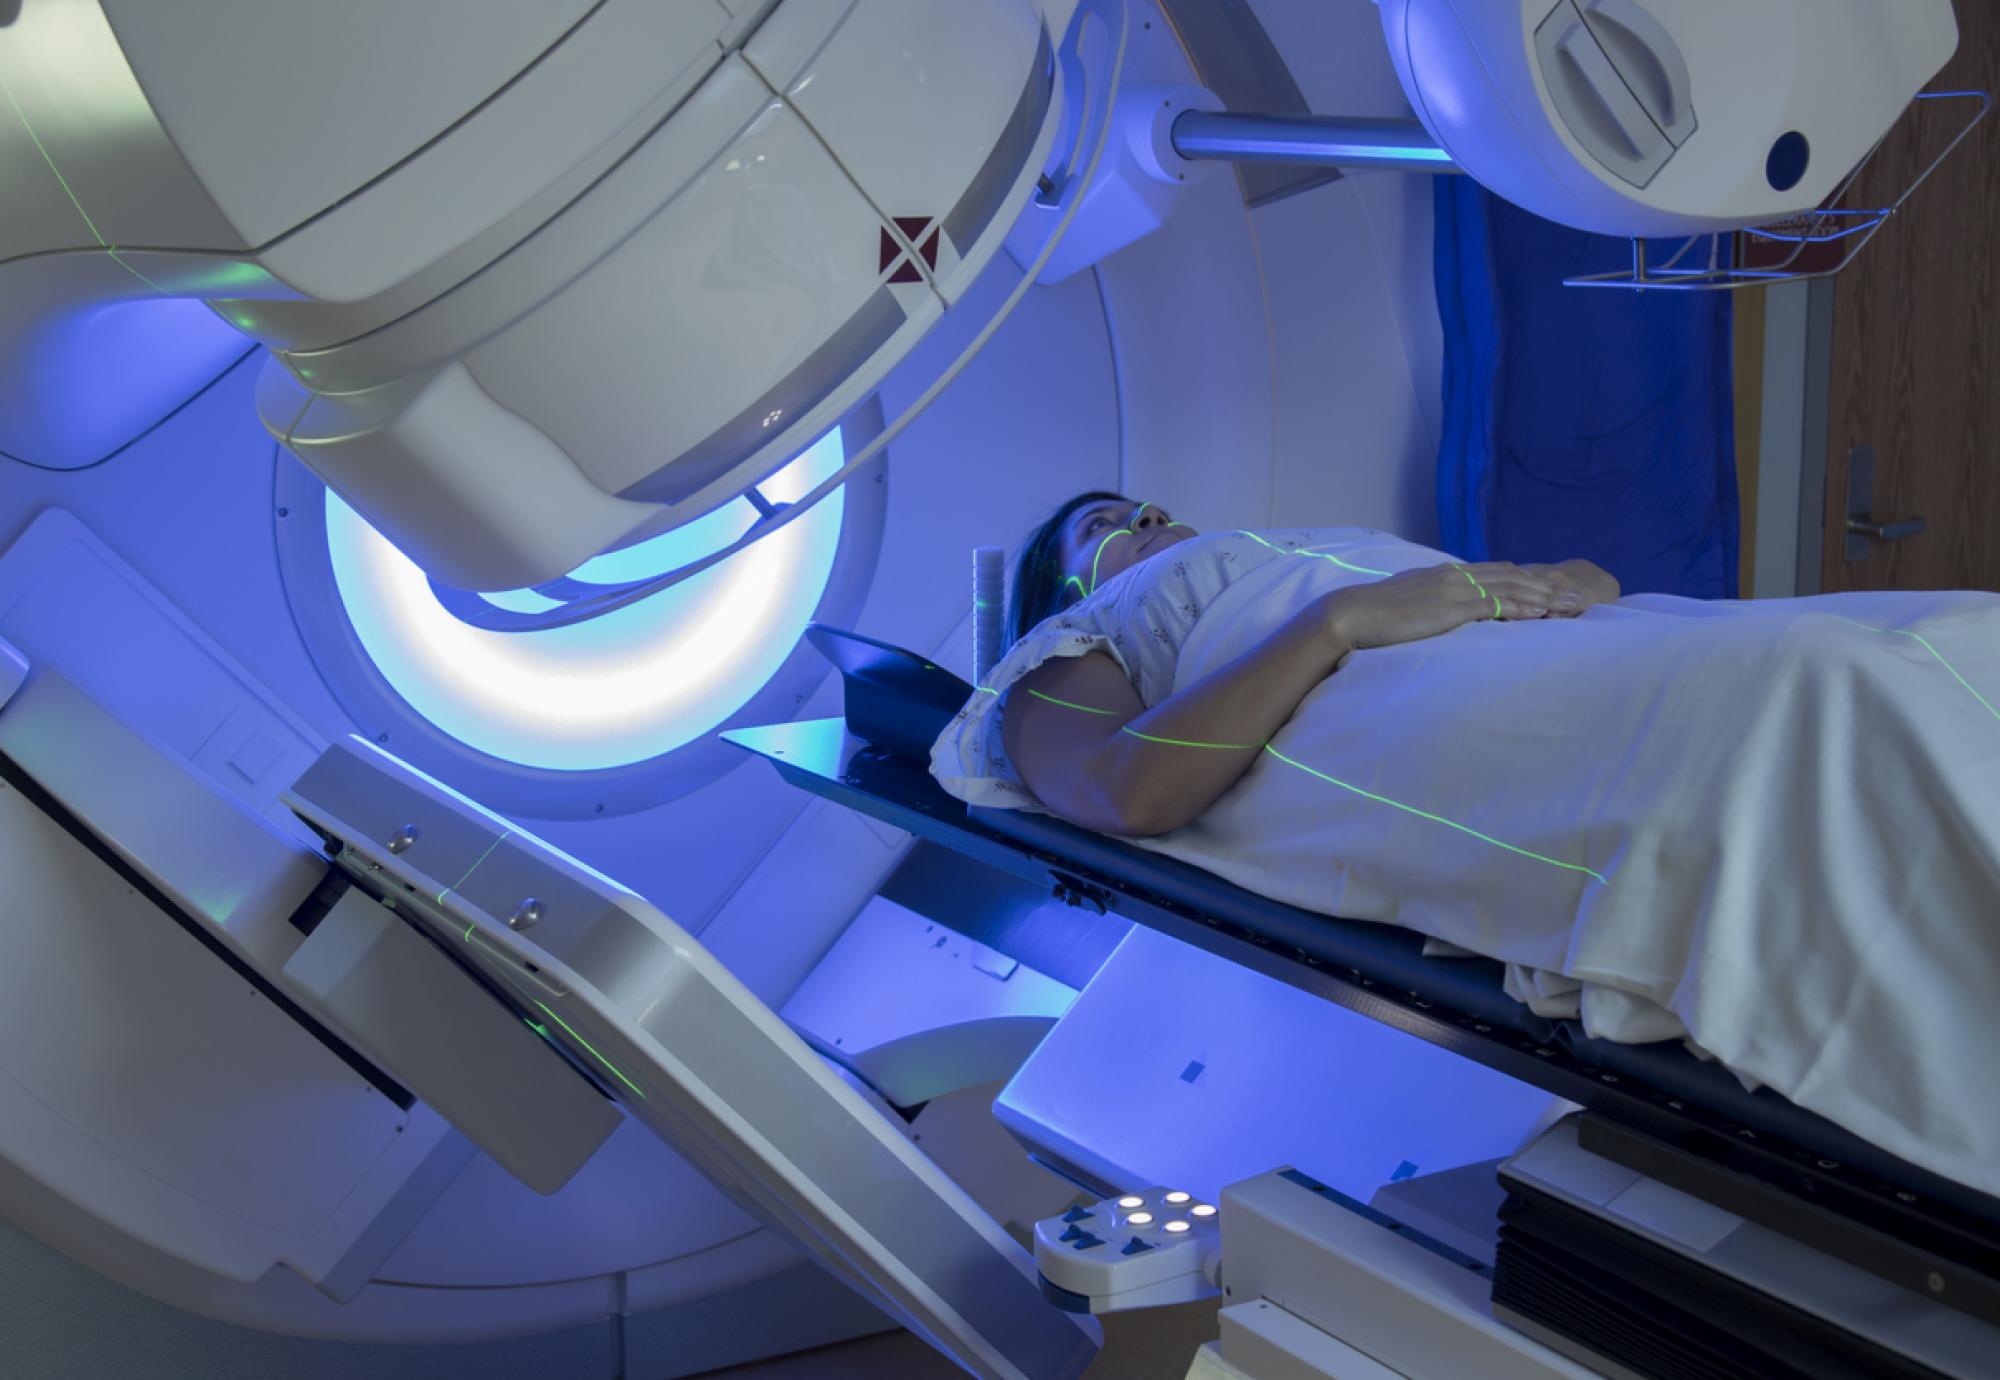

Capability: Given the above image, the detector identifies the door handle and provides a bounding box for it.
[1843,445,1927,562]
[1845,517,1927,542]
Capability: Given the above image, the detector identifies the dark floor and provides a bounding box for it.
[693,1296,1223,1378]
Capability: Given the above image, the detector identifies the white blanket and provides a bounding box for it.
[934,528,2000,1199]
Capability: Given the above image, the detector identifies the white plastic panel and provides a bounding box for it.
[0,1,246,256]
[0,371,856,1345]
[751,0,1045,299]
[0,772,409,1282]
[1384,0,1960,238]
[283,737,1102,1379]
[101,0,595,246]
[0,668,321,938]
[282,889,623,1196]
[1098,166,1276,531]
[269,49,772,397]
[0,264,255,470]
[1243,0,1444,542]
[699,795,908,1008]
[1256,178,1440,543]
[1219,1170,1598,1379]
[0,637,22,709]
[997,928,1569,1204]
[276,361,662,593]
[782,897,1078,1106]
[462,94,923,503]
[246,3,732,305]
[0,509,325,831]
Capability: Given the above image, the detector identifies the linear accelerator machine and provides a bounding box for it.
[0,1,1973,1377]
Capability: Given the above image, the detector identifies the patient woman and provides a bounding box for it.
[930,492,2000,1202]
[961,492,1616,837]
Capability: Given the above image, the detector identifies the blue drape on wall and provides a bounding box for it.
[1433,179,1740,599]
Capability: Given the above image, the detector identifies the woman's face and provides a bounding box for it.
[1058,499,1196,596]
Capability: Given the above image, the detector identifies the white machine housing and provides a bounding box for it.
[1379,0,1960,238]
[0,0,1077,591]
[279,736,1103,1380]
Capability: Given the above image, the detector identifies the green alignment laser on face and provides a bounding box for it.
[1088,527,1134,593]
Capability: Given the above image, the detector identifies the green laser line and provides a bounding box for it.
[1089,528,1135,593]
[463,920,477,941]
[1832,616,2000,723]
[1122,726,1255,750]
[1237,530,1390,578]
[104,249,171,295]
[1004,685,1607,882]
[1027,688,1248,746]
[534,1000,647,1100]
[1027,686,1117,714]
[436,830,512,912]
[0,70,106,246]
[0,71,170,295]
[1063,575,1089,599]
[1452,564,1502,619]
[1263,743,1607,883]
[978,685,1000,696]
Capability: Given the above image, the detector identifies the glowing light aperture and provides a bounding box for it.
[326,430,845,771]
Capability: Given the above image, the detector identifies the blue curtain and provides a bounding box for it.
[1433,179,1739,599]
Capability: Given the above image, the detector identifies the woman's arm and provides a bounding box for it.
[997,560,1570,837]
[999,594,1352,837]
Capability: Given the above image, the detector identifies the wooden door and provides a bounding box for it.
[1821,0,1999,595]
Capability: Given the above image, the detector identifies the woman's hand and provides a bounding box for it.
[1323,561,1568,655]
[1523,559,1621,616]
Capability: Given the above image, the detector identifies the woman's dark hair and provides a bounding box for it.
[1007,490,1129,645]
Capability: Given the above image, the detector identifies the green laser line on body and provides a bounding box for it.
[1262,744,1607,883]
[1027,687,1253,749]
[1005,686,1605,883]
[1237,530,1391,578]
[1831,616,1999,722]
[1453,564,1502,619]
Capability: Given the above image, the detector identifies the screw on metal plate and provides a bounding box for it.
[387,825,419,854]
[508,898,544,932]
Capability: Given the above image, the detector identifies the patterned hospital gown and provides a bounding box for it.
[933,527,1363,805]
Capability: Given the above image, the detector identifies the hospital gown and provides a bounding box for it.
[931,527,2000,1200]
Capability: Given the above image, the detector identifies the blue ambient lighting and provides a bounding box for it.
[326,430,846,771]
